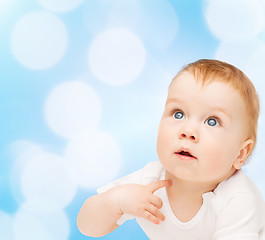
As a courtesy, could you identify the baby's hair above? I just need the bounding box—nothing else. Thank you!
[172,59,260,158]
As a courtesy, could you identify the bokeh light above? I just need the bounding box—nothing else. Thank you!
[10,141,44,205]
[20,152,77,214]
[44,80,102,139]
[14,209,69,240]
[11,11,68,70]
[88,28,146,86]
[37,0,84,13]
[64,129,122,189]
[136,0,179,51]
[10,141,77,214]
[83,0,141,35]
[205,0,265,42]
[215,39,264,70]
[245,45,265,98]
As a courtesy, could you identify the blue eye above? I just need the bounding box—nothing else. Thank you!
[206,118,220,127]
[173,111,184,119]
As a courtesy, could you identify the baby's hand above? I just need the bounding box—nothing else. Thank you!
[114,180,172,225]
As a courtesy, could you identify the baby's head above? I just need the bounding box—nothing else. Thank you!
[157,59,259,184]
[173,59,259,153]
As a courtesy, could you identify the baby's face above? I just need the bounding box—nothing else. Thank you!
[157,72,249,184]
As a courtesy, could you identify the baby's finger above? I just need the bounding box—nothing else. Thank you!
[150,195,163,209]
[147,179,172,193]
[145,204,165,222]
[142,209,163,225]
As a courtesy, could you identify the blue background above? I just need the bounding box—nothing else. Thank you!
[1,0,265,239]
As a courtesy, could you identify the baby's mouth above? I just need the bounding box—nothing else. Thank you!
[175,150,197,160]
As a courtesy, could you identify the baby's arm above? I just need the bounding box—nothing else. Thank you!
[77,187,121,237]
[77,180,171,237]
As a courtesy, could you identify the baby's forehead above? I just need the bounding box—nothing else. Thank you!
[173,72,244,98]
[168,73,248,113]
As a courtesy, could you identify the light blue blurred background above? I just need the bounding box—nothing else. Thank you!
[1,0,265,239]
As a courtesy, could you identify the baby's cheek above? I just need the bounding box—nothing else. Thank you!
[157,129,170,148]
[203,147,224,171]
[157,132,173,162]
[205,150,234,180]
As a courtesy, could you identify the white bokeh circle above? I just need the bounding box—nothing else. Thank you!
[84,0,178,51]
[64,129,122,189]
[10,141,77,214]
[204,0,265,42]
[83,0,141,35]
[38,0,84,13]
[14,209,69,240]
[88,28,146,86]
[245,45,265,99]
[137,0,179,50]
[215,39,264,70]
[10,141,45,205]
[20,152,77,214]
[11,11,67,70]
[45,81,102,139]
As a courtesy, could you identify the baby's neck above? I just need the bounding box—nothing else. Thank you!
[164,170,218,222]
[165,170,218,197]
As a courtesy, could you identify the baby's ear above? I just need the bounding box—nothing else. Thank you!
[233,139,254,170]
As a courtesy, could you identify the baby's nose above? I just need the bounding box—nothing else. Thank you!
[180,133,196,141]
[179,127,199,143]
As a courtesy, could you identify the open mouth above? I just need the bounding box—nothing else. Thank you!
[178,151,194,157]
[175,150,197,160]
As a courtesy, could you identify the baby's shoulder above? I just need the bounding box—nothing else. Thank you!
[213,170,265,216]
[214,170,259,198]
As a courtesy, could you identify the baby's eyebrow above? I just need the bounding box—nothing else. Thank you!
[210,107,232,120]
[166,98,232,120]
[165,97,183,105]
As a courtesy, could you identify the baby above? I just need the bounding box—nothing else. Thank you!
[77,59,265,239]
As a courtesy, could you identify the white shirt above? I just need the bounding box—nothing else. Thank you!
[98,161,265,240]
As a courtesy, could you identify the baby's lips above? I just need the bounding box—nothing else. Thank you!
[175,147,197,159]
